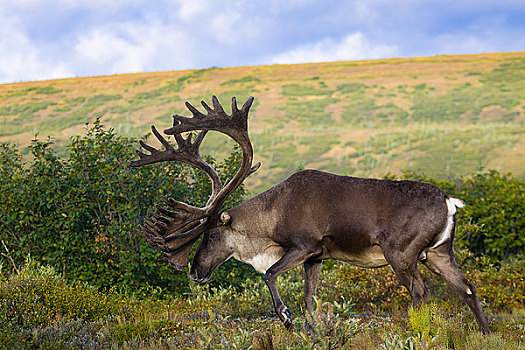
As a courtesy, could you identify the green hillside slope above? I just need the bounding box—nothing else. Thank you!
[1,52,524,192]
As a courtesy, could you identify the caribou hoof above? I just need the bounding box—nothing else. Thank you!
[279,307,292,330]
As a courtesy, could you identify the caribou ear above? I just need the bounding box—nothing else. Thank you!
[220,211,231,225]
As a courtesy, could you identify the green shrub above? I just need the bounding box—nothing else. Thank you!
[400,170,524,259]
[0,257,127,331]
[0,120,246,294]
[457,250,525,309]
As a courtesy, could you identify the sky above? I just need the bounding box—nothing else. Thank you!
[1,0,524,84]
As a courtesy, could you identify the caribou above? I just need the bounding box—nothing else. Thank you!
[130,96,490,334]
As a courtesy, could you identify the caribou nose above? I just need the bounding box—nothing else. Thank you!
[189,271,211,284]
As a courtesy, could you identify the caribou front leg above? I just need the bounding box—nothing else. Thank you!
[263,247,319,329]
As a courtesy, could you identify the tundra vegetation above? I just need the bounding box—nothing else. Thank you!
[0,122,523,349]
[0,52,524,348]
[0,52,524,191]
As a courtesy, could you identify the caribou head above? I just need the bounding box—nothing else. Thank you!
[131,96,490,334]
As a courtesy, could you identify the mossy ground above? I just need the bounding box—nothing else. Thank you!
[1,254,523,349]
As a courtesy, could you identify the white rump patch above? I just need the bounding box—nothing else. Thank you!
[431,197,465,249]
[446,197,465,216]
[448,197,465,208]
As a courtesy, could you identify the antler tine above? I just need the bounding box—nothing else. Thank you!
[201,100,213,113]
[211,95,226,114]
[185,102,206,118]
[164,95,254,141]
[231,96,239,113]
[160,196,206,216]
[131,95,261,269]
[241,95,254,114]
[164,96,261,222]
[130,126,174,167]
[152,125,173,152]
[139,208,207,258]
[193,129,207,148]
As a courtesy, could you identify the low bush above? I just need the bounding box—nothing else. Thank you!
[399,169,525,259]
[320,248,524,314]
[0,258,128,331]
[0,120,247,294]
[1,257,523,349]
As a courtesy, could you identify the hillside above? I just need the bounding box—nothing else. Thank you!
[1,52,524,193]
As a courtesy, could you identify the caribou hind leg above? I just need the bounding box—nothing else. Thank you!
[379,228,432,308]
[385,254,430,307]
[400,265,429,307]
[423,245,490,334]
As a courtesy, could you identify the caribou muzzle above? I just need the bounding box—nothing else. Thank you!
[189,266,213,284]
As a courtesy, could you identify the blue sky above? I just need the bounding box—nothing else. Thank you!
[1,0,524,84]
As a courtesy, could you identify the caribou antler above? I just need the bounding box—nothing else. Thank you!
[130,96,260,269]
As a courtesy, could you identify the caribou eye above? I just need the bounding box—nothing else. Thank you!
[210,233,217,240]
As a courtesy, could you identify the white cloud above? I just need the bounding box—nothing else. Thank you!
[0,14,72,83]
[72,20,195,76]
[269,32,398,65]
[210,12,243,45]
[208,11,265,46]
[176,0,211,21]
[429,17,525,56]
[0,1,523,83]
[75,30,134,67]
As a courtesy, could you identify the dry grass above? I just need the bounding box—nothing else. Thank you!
[1,52,524,192]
